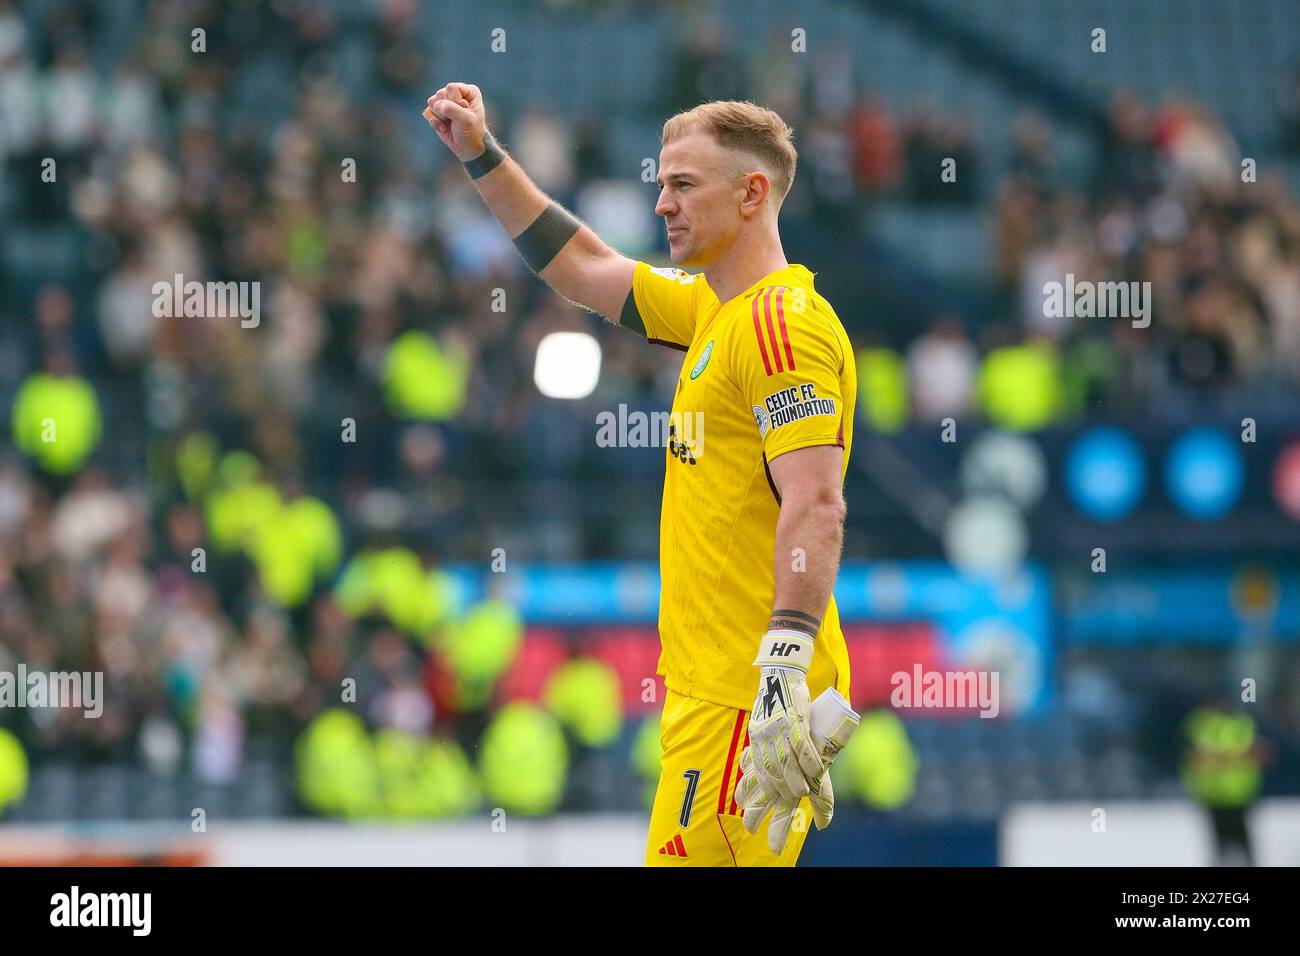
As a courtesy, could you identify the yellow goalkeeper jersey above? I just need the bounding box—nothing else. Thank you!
[626,260,855,712]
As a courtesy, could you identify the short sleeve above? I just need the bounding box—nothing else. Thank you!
[625,261,701,350]
[733,286,846,461]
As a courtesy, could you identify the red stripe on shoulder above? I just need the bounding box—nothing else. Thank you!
[751,293,774,375]
[775,287,796,370]
[763,289,784,373]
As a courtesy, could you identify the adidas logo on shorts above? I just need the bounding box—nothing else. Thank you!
[657,834,688,858]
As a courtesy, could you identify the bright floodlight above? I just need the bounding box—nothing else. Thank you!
[534,332,601,399]
[960,431,1048,508]
[943,495,1028,575]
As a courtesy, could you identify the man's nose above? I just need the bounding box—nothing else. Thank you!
[655,189,676,217]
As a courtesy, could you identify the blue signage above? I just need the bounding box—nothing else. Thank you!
[1065,427,1146,522]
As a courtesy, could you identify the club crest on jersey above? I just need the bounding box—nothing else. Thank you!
[690,340,714,380]
[755,383,837,434]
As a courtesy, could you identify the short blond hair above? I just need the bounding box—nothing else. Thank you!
[662,100,797,207]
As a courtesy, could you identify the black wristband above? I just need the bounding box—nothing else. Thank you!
[768,608,820,637]
[464,132,506,179]
[618,287,646,336]
[513,201,582,273]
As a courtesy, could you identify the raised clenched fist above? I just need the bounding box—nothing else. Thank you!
[423,83,488,161]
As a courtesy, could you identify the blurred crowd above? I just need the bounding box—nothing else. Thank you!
[0,0,655,802]
[870,93,1300,430]
[1,0,1298,805]
[994,92,1300,413]
[671,23,1300,424]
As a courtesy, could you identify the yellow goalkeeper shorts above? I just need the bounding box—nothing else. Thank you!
[644,688,813,867]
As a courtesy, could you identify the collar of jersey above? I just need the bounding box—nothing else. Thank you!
[703,264,813,311]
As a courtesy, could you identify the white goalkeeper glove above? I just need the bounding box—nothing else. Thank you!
[745,630,825,808]
[736,687,861,854]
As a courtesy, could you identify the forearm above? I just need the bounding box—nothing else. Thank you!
[770,492,845,635]
[427,86,632,318]
[466,138,554,237]
[463,137,625,314]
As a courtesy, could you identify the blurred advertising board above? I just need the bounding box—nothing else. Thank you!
[447,562,1054,715]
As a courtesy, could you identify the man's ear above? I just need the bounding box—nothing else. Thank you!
[740,171,771,217]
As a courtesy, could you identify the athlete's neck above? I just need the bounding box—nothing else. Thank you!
[702,225,788,304]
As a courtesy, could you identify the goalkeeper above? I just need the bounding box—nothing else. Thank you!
[425,84,856,866]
